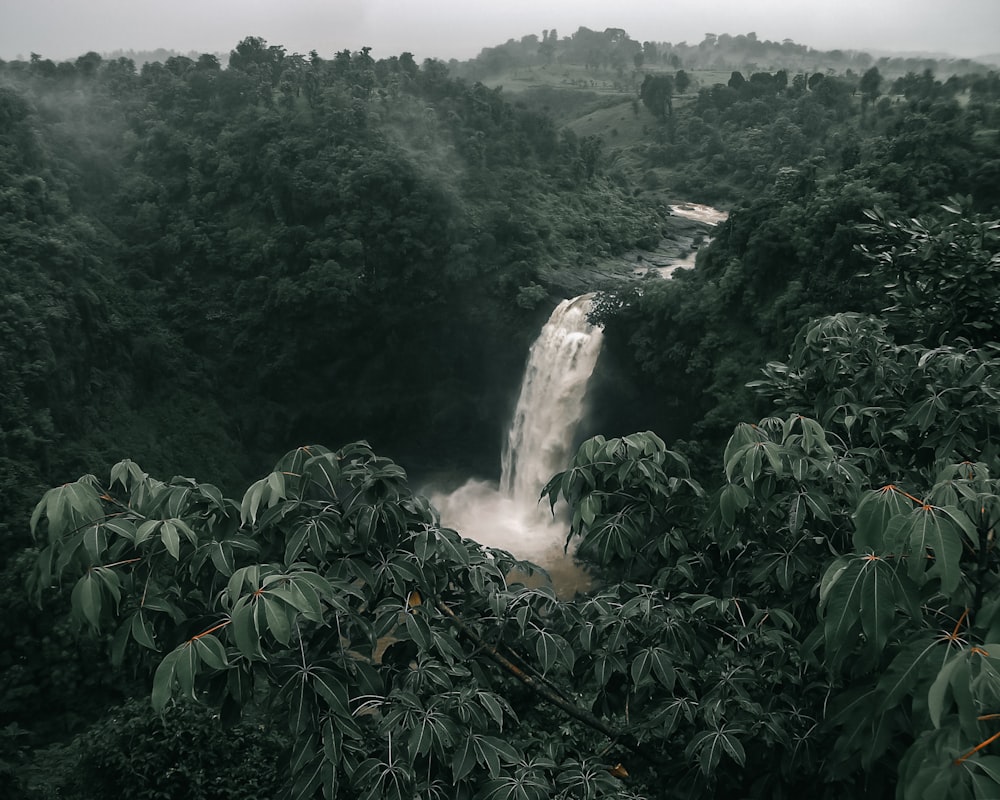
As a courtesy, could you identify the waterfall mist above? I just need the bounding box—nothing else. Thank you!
[430,295,603,594]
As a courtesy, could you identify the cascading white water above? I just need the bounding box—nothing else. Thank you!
[430,294,603,593]
[500,295,604,504]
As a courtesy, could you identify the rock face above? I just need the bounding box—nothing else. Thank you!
[540,207,723,295]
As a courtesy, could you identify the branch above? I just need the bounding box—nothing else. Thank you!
[954,729,1000,766]
[434,599,657,764]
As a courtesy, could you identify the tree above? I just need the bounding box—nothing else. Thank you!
[733,317,1000,799]
[674,69,690,94]
[228,35,287,94]
[539,30,556,65]
[859,200,1000,344]
[860,66,882,111]
[74,51,103,79]
[640,73,674,119]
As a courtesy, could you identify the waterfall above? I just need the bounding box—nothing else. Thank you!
[430,294,603,593]
[500,295,604,504]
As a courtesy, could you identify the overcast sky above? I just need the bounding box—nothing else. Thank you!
[2,0,998,63]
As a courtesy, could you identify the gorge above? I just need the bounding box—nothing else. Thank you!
[431,204,727,593]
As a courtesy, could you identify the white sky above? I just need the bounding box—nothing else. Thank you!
[2,0,998,63]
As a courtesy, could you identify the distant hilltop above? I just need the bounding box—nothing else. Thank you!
[8,28,995,78]
[972,52,1000,67]
[99,47,229,67]
[456,27,996,81]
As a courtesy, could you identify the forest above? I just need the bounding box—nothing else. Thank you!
[2,23,1000,800]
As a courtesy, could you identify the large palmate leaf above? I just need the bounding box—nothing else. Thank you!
[902,504,965,594]
[819,554,919,668]
[852,484,917,552]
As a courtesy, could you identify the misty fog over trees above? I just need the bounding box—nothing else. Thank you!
[2,22,1000,800]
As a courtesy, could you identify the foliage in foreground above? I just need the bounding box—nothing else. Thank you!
[27,292,1000,799]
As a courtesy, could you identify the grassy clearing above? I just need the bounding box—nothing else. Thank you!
[479,65,745,203]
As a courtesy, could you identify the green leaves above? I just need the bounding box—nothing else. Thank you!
[151,633,230,712]
[192,634,229,671]
[31,479,104,543]
[25,401,1000,800]
[151,644,195,711]
[225,567,332,658]
[861,202,1000,346]
[858,558,897,651]
[853,484,917,551]
[875,634,942,712]
[130,610,157,650]
[240,472,288,525]
[452,737,477,782]
[630,646,676,690]
[906,504,965,593]
[815,436,1000,795]
[542,431,703,577]
[67,566,124,631]
[819,554,919,669]
[927,644,1000,735]
[470,734,521,779]
[71,572,104,630]
[109,459,148,492]
[533,629,572,673]
[714,414,857,572]
[578,511,641,563]
[850,485,971,594]
[718,482,750,527]
[684,725,747,776]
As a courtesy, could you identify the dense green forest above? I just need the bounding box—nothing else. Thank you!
[3,24,1000,800]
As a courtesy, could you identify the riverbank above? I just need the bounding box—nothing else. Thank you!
[541,203,727,294]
